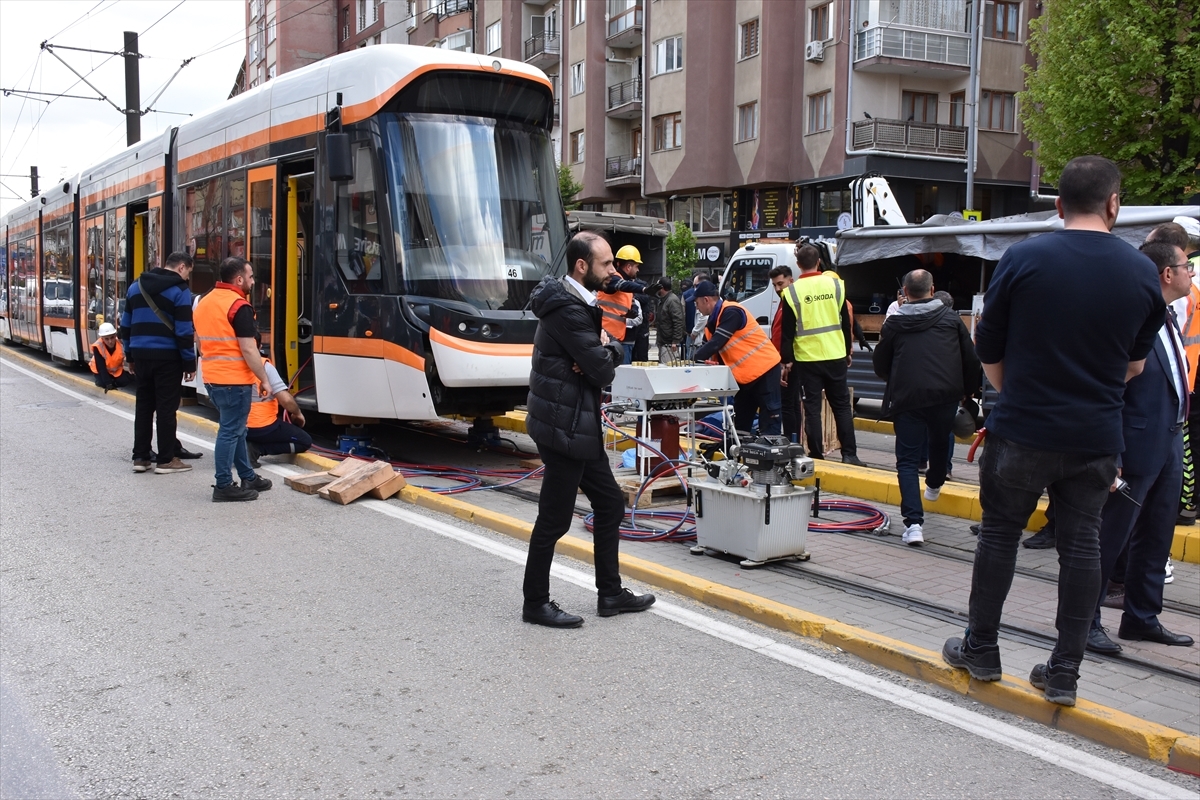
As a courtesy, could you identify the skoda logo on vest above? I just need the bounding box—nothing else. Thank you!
[804,292,836,304]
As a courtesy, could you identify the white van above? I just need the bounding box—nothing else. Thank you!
[715,242,799,334]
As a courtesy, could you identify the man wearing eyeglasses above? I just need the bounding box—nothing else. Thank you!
[1085,241,1196,655]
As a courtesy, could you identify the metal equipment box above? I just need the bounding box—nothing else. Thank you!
[692,480,813,566]
[612,364,738,403]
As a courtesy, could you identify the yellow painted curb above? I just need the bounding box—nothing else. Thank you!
[1168,735,1200,776]
[853,416,974,443]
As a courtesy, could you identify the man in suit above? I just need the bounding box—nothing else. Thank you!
[1087,241,1196,653]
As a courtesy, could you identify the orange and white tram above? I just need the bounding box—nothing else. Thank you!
[0,45,565,424]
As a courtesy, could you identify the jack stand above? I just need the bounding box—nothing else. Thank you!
[466,417,503,449]
[338,424,376,457]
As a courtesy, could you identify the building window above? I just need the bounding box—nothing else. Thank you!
[739,18,760,60]
[374,33,381,45]
[267,63,276,80]
[902,91,938,124]
[486,21,501,53]
[949,91,966,127]
[570,130,585,163]
[437,30,473,51]
[341,6,349,40]
[652,113,682,151]
[573,0,585,26]
[570,61,585,95]
[267,17,276,43]
[981,89,1016,131]
[737,102,758,143]
[357,0,367,31]
[807,91,831,133]
[984,1,1020,41]
[810,3,830,42]
[372,0,379,23]
[652,36,682,75]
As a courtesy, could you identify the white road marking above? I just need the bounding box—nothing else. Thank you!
[3,357,1193,800]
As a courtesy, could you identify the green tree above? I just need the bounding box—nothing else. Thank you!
[664,222,698,285]
[557,162,583,211]
[1020,0,1200,204]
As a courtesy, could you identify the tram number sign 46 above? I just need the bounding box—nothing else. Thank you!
[506,266,521,279]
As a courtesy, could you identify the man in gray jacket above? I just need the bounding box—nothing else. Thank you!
[653,278,685,362]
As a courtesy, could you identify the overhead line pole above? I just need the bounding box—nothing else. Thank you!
[124,31,141,146]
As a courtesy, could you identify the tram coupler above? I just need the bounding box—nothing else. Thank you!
[466,417,503,449]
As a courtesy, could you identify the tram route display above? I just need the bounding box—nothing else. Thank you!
[0,45,567,425]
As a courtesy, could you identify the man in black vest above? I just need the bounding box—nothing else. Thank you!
[522,231,656,627]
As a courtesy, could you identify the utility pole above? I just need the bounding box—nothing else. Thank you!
[124,31,140,146]
[964,0,980,214]
[30,166,39,197]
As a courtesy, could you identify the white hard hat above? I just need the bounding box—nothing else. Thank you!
[97,322,117,337]
[1172,216,1200,244]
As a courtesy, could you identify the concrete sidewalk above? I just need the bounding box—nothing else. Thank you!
[3,345,1198,775]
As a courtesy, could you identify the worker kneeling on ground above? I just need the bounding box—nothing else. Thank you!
[246,334,311,467]
[90,322,133,393]
[692,280,782,435]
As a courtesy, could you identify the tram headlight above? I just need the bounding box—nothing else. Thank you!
[481,324,493,337]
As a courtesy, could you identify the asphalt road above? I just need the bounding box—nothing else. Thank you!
[1,355,1196,799]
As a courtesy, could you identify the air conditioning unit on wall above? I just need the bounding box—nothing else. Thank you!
[805,40,825,62]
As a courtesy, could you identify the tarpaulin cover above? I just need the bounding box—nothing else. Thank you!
[835,205,1200,266]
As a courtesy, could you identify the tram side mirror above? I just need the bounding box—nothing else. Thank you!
[326,133,354,183]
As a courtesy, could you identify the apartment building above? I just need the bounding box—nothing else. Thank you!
[238,0,1045,267]
[475,0,1044,267]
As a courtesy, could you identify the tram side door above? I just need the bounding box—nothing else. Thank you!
[278,164,315,396]
[247,167,277,369]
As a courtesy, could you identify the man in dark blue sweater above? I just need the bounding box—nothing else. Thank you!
[942,156,1165,706]
[119,252,197,474]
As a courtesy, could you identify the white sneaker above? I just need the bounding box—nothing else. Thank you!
[1165,557,1174,585]
[924,484,941,502]
[902,524,924,546]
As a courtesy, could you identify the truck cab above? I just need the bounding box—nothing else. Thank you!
[716,242,798,334]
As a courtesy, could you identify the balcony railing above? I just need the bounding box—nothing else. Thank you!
[852,118,967,157]
[854,25,970,67]
[606,77,642,110]
[606,154,642,180]
[524,33,561,61]
[608,5,643,39]
[437,0,471,19]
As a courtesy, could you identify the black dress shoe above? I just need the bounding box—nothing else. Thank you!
[1086,626,1122,654]
[842,455,867,467]
[1117,622,1195,646]
[969,523,981,536]
[522,600,583,628]
[177,447,203,459]
[1022,525,1056,549]
[597,588,656,617]
[242,475,273,492]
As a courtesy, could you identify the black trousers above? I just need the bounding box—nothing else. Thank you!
[95,371,134,391]
[781,366,804,442]
[733,364,782,436]
[796,357,857,459]
[132,360,183,465]
[522,446,625,605]
[247,418,313,455]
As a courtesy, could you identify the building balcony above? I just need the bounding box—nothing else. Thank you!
[524,34,560,69]
[606,77,642,119]
[436,0,471,20]
[852,118,967,158]
[607,5,643,49]
[854,25,970,76]
[605,154,641,186]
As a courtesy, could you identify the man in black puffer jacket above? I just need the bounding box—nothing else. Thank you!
[873,269,981,546]
[522,231,657,628]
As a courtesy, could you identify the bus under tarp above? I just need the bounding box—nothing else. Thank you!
[566,210,673,280]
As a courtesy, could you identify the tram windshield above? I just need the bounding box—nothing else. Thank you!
[380,113,568,312]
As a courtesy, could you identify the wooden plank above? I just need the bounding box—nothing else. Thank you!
[618,475,687,508]
[324,460,395,505]
[518,458,543,470]
[319,459,376,499]
[329,458,370,478]
[367,471,408,500]
[285,472,334,494]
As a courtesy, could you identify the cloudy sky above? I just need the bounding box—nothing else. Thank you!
[0,0,245,215]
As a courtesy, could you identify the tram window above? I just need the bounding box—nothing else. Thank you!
[335,143,389,293]
[146,204,160,270]
[43,222,73,319]
[85,217,103,329]
[184,177,231,295]
[105,210,118,325]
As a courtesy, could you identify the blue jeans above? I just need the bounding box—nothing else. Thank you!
[208,384,256,488]
[893,402,957,526]
[622,342,634,364]
[970,435,1117,672]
